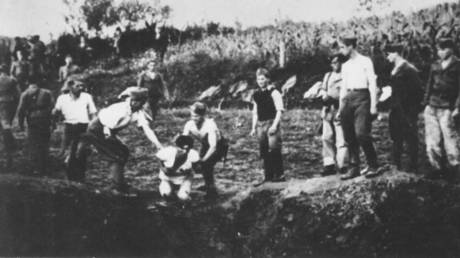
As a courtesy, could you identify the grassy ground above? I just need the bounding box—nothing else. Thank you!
[1,106,431,195]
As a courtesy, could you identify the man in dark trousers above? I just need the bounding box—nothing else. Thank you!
[17,77,54,175]
[423,38,460,181]
[338,36,380,180]
[384,44,423,173]
[0,64,20,170]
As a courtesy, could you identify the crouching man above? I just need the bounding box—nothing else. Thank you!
[75,88,163,194]
[155,135,200,201]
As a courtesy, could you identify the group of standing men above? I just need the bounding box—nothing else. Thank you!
[313,36,460,182]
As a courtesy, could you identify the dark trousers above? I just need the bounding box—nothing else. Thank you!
[340,90,378,169]
[77,119,129,187]
[389,106,418,171]
[0,101,17,167]
[200,142,219,189]
[148,98,160,120]
[27,121,51,175]
[63,123,88,181]
[256,120,284,180]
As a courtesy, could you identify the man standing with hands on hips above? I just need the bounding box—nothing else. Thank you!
[338,36,380,180]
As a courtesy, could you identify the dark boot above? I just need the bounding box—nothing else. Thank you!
[322,165,336,176]
[341,166,360,180]
[270,149,285,181]
[263,155,274,181]
[109,163,128,193]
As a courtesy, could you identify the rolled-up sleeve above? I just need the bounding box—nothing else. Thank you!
[271,90,284,111]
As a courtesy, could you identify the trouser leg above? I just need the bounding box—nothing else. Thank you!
[424,106,444,170]
[267,123,283,179]
[354,95,377,168]
[201,159,216,189]
[405,110,419,172]
[28,125,50,175]
[389,108,403,168]
[334,119,348,169]
[257,122,272,180]
[438,108,460,168]
[341,97,359,169]
[322,118,336,167]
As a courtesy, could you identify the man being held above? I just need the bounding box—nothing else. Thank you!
[338,36,380,180]
[423,38,460,181]
[53,80,97,181]
[17,77,54,175]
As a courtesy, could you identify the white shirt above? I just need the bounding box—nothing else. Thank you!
[98,101,150,130]
[156,146,200,171]
[183,118,221,145]
[341,54,377,98]
[271,88,284,111]
[54,92,97,124]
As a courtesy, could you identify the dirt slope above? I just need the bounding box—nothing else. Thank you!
[1,170,460,257]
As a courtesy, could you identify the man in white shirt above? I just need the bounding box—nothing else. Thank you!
[76,88,163,194]
[53,80,96,181]
[338,36,380,180]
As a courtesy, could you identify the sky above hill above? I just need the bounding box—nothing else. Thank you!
[0,0,454,42]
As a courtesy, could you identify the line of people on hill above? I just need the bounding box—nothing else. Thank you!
[307,36,460,183]
[2,34,460,204]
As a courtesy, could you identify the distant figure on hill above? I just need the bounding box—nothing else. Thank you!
[423,38,460,182]
[338,36,381,180]
[137,59,169,120]
[27,35,46,78]
[384,44,423,173]
[113,27,122,56]
[10,50,31,91]
[59,55,81,92]
[0,64,20,170]
[250,68,285,185]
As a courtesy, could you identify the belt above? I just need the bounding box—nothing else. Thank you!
[347,88,368,92]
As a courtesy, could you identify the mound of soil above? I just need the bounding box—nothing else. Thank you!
[1,170,460,257]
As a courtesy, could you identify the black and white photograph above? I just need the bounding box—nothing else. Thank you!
[1,0,460,257]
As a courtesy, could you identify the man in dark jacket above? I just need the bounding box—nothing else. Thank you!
[0,64,20,170]
[423,38,460,181]
[385,44,423,173]
[17,77,54,175]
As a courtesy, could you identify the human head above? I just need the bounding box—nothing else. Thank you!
[175,135,194,150]
[147,60,157,71]
[65,55,73,65]
[384,44,404,64]
[437,38,455,61]
[330,54,345,72]
[256,68,270,88]
[129,88,148,111]
[68,80,84,97]
[190,101,207,124]
[338,36,357,58]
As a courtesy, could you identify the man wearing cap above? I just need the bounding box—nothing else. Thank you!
[76,88,163,193]
[423,38,460,181]
[52,79,97,181]
[0,64,21,170]
[338,36,380,180]
[384,44,423,173]
[17,77,54,175]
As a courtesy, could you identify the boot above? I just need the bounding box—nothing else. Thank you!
[341,166,360,180]
[270,149,285,181]
[322,165,336,176]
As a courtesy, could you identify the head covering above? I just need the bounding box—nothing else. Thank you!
[340,35,358,48]
[130,87,148,102]
[190,102,207,116]
[437,38,455,50]
[175,135,194,149]
[384,44,404,54]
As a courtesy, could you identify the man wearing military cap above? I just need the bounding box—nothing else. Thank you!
[423,37,460,181]
[76,87,163,193]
